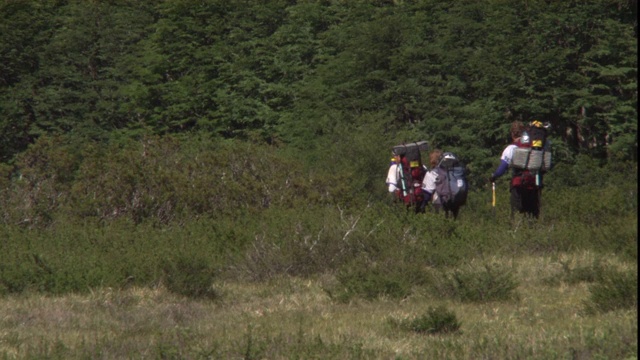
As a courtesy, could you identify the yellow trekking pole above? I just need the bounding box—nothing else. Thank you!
[492,182,496,217]
[492,182,496,206]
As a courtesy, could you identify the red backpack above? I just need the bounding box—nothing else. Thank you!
[392,141,428,210]
[511,136,537,189]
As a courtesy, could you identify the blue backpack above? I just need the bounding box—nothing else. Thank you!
[434,152,468,209]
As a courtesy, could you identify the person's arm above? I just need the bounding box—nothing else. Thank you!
[491,160,509,181]
[490,145,513,182]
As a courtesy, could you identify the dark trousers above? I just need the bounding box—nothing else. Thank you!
[510,186,540,218]
[430,201,459,219]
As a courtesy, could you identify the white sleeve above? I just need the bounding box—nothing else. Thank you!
[500,145,517,165]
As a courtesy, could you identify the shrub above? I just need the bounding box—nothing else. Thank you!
[403,305,461,335]
[163,256,219,300]
[0,258,37,295]
[3,136,84,226]
[331,256,419,302]
[1,134,341,227]
[333,268,409,302]
[583,269,637,315]
[433,263,520,303]
[557,258,610,285]
[238,206,356,281]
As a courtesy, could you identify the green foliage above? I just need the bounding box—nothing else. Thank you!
[1,133,346,226]
[554,258,611,285]
[0,216,249,296]
[401,305,462,335]
[0,130,636,298]
[0,250,109,295]
[239,206,360,280]
[5,135,84,226]
[433,263,520,303]
[162,256,219,300]
[542,154,636,189]
[1,0,637,174]
[583,269,638,315]
[0,256,35,295]
[332,256,418,302]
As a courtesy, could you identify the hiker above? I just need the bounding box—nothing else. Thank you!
[421,149,443,213]
[422,149,468,219]
[490,120,551,219]
[386,153,400,200]
[389,141,429,213]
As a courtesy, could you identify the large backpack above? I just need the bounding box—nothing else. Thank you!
[434,152,468,209]
[392,141,428,210]
[510,121,551,188]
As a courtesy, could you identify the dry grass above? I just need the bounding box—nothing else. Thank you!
[0,251,637,359]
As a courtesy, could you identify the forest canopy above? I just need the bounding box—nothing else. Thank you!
[1,0,637,175]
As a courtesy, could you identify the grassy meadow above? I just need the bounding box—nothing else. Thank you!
[0,252,636,359]
[0,137,637,359]
[1,194,637,358]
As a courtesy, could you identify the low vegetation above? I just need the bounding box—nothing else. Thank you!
[0,135,636,358]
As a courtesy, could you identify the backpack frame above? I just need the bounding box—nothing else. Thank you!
[392,141,428,211]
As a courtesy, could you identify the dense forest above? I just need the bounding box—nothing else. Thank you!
[0,0,637,226]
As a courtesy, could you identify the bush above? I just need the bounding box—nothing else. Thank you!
[583,269,637,315]
[433,263,520,303]
[2,136,84,227]
[332,262,412,302]
[0,257,37,295]
[403,306,461,335]
[238,206,358,281]
[558,258,609,285]
[1,134,343,227]
[162,256,219,300]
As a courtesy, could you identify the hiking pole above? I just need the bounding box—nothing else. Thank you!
[492,182,496,217]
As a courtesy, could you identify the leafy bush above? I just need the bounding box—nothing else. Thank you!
[0,257,37,295]
[583,269,637,315]
[330,255,425,302]
[1,134,347,227]
[163,256,219,300]
[2,136,84,227]
[557,258,610,285]
[433,263,520,303]
[400,305,462,335]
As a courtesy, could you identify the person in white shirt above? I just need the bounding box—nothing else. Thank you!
[421,149,443,213]
[386,154,399,194]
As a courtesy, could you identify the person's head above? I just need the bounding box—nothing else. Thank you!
[510,121,525,140]
[429,149,443,168]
